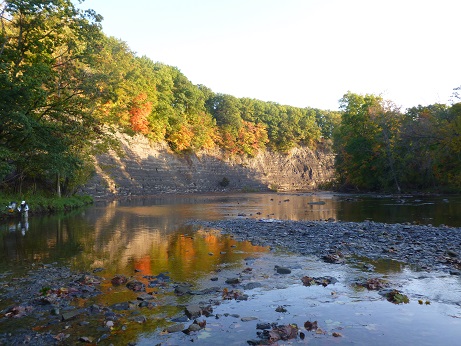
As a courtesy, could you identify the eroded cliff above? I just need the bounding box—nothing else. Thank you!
[79,133,335,199]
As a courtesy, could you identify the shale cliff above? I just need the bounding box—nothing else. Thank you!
[79,133,335,199]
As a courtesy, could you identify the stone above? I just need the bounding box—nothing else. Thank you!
[239,316,257,322]
[185,305,202,319]
[166,323,185,333]
[275,266,291,274]
[61,309,84,321]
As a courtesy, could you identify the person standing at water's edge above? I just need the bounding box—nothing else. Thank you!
[17,201,29,216]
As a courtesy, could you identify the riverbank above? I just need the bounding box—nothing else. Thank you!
[0,195,93,220]
[1,218,460,345]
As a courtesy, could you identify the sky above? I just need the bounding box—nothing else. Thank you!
[79,0,460,111]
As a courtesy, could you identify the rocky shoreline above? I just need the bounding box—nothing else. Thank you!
[1,219,460,345]
[199,218,461,274]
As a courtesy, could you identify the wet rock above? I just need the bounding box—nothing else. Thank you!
[301,275,337,287]
[190,287,220,295]
[129,315,147,323]
[61,308,84,321]
[322,252,345,264]
[187,323,202,332]
[126,280,145,292]
[175,284,191,295]
[185,305,202,319]
[379,289,409,304]
[79,336,94,343]
[275,266,291,274]
[165,323,185,333]
[241,316,258,322]
[111,274,128,286]
[147,272,170,287]
[171,316,190,323]
[225,277,241,285]
[137,293,155,301]
[110,302,134,311]
[242,282,262,290]
[356,277,389,290]
[304,320,318,331]
[447,250,458,257]
[256,322,272,330]
[275,306,287,313]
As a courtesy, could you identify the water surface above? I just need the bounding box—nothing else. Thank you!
[1,192,461,345]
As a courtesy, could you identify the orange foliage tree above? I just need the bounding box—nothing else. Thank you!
[129,93,152,134]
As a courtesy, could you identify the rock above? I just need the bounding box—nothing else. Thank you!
[137,293,155,301]
[275,266,291,274]
[79,336,93,343]
[256,322,272,330]
[185,305,202,319]
[242,282,262,290]
[165,323,185,333]
[129,315,147,323]
[225,277,241,284]
[110,302,134,311]
[241,316,258,322]
[111,275,128,286]
[61,308,84,321]
[175,285,191,295]
[187,323,202,332]
[126,280,145,292]
[447,250,458,257]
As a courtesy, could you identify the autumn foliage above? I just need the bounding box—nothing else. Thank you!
[129,93,152,134]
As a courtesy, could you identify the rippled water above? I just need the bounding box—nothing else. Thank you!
[1,192,461,345]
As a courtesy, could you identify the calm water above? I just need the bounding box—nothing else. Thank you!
[1,192,461,345]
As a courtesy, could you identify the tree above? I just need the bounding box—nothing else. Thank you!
[334,92,400,191]
[0,0,108,195]
[129,93,152,134]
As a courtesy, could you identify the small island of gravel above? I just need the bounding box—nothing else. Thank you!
[197,218,461,274]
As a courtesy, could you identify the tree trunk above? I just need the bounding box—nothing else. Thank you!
[56,173,61,197]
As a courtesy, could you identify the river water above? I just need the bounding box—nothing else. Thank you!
[1,192,461,345]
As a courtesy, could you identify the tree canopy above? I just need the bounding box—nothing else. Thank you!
[1,1,459,195]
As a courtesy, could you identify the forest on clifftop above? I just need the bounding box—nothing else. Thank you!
[1,0,460,196]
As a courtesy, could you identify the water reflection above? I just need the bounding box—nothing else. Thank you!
[1,192,461,271]
[1,192,461,345]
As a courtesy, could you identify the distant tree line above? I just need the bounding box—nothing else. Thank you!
[334,92,461,192]
[0,0,459,195]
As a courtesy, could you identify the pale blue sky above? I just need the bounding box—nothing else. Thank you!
[80,0,460,110]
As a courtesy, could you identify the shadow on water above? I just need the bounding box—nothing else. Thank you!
[1,192,461,345]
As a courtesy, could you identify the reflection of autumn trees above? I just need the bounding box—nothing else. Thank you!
[137,229,267,281]
[76,203,269,280]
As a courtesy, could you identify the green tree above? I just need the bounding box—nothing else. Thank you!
[0,0,108,195]
[334,92,402,191]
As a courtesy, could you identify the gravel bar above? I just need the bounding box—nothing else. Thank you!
[198,219,461,273]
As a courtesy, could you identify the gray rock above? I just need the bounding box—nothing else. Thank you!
[61,308,84,321]
[166,323,185,333]
[275,266,291,274]
[185,305,202,319]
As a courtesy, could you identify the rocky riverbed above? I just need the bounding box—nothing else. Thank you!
[199,218,461,274]
[1,219,461,345]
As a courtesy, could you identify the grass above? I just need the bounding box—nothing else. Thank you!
[0,194,93,219]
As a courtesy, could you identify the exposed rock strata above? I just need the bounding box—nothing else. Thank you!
[79,133,335,199]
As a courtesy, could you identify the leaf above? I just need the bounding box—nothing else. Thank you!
[304,320,318,331]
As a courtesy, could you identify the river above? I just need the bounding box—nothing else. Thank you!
[1,192,461,345]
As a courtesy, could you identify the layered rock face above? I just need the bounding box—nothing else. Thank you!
[79,134,335,199]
